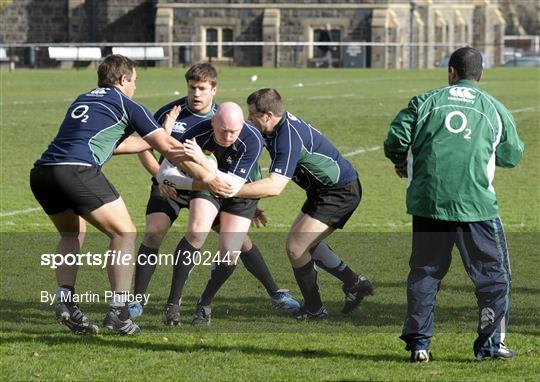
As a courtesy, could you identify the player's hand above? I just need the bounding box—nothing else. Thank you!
[208,174,233,197]
[159,183,177,198]
[183,139,206,165]
[166,141,189,163]
[162,105,181,135]
[251,207,268,228]
[394,161,408,178]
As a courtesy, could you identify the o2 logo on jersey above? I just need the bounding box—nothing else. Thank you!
[71,105,90,123]
[445,111,471,140]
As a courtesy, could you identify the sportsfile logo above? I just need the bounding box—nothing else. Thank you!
[448,87,476,104]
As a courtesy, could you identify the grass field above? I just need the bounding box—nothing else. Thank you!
[1,67,539,381]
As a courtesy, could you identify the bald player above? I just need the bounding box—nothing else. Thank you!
[160,102,265,326]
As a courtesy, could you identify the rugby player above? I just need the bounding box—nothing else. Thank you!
[213,88,373,320]
[158,102,273,325]
[29,55,224,335]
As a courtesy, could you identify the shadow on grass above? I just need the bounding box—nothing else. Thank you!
[1,296,538,336]
[0,333,422,364]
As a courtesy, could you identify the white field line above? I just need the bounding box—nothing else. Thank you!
[260,145,381,172]
[0,207,42,217]
[343,145,381,157]
[510,106,540,113]
[307,93,354,100]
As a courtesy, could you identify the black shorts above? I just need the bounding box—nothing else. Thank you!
[191,191,259,220]
[145,182,190,222]
[30,165,120,215]
[301,178,362,229]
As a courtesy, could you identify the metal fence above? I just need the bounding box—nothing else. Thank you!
[1,41,537,70]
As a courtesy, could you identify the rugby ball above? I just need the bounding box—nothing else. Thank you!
[204,151,218,169]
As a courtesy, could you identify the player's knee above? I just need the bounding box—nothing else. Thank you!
[144,222,169,248]
[185,231,206,249]
[286,241,306,261]
[107,222,137,239]
[240,236,253,252]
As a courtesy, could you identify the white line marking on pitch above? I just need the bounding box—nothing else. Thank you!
[510,106,539,113]
[343,146,381,157]
[261,145,381,171]
[0,207,42,217]
[307,94,354,101]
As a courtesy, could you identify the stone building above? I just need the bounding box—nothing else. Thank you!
[0,0,510,68]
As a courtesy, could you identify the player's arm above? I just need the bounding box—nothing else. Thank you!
[114,136,152,155]
[127,101,229,195]
[235,173,290,198]
[137,149,160,176]
[145,131,219,183]
[115,105,178,155]
[235,122,298,198]
[494,105,524,168]
[384,97,418,178]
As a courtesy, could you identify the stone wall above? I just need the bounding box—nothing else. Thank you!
[0,0,154,43]
[1,0,513,68]
[0,0,68,44]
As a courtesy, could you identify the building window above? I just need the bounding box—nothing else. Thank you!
[313,28,341,60]
[222,28,234,58]
[206,28,218,58]
[205,27,234,60]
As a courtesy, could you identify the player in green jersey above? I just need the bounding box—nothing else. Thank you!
[384,47,524,362]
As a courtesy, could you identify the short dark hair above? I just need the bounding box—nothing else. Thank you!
[97,54,136,87]
[448,47,483,81]
[185,63,218,86]
[246,88,285,116]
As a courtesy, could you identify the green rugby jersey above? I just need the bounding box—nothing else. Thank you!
[384,79,524,222]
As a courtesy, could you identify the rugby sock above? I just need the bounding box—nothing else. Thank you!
[134,243,158,298]
[111,292,130,321]
[310,242,358,288]
[240,245,279,296]
[56,285,75,305]
[292,259,323,313]
[167,237,198,305]
[198,263,237,306]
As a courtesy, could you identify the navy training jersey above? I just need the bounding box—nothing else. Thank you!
[150,97,218,187]
[180,120,263,182]
[153,97,218,141]
[35,87,162,167]
[266,112,357,191]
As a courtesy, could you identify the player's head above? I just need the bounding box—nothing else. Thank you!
[98,54,137,98]
[246,88,284,135]
[211,102,244,147]
[448,47,483,85]
[185,63,218,113]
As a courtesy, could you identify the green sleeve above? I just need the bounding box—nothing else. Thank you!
[384,97,418,164]
[495,103,524,168]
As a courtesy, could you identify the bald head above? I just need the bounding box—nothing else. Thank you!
[212,102,245,147]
